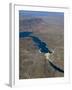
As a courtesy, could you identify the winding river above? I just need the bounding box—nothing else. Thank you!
[20,32,64,73]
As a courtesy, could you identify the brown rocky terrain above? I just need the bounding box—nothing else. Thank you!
[19,14,64,79]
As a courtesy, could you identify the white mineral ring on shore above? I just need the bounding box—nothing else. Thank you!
[44,53,50,60]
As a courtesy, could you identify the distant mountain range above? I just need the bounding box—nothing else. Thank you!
[19,18,43,26]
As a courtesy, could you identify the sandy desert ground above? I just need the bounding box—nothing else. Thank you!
[19,11,64,79]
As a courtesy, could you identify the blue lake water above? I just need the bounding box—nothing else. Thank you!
[19,32,33,37]
[19,32,51,53]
